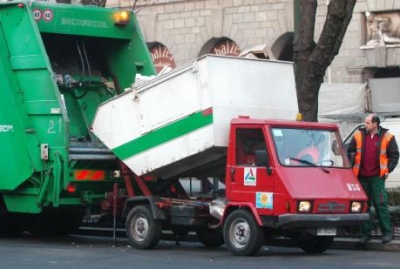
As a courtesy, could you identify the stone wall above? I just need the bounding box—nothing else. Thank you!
[106,0,400,83]
[327,0,400,83]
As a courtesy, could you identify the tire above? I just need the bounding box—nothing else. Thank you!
[196,227,224,247]
[300,236,334,254]
[223,209,264,256]
[126,205,162,249]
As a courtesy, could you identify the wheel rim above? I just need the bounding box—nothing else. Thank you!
[130,214,149,242]
[228,217,250,249]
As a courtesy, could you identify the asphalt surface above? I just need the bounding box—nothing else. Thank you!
[77,226,400,252]
[2,236,400,269]
[332,237,400,252]
[333,225,400,252]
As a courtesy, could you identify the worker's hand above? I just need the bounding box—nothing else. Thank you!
[381,173,389,180]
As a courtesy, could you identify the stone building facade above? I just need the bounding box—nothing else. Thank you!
[107,0,400,84]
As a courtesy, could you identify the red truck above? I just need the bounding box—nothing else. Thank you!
[92,56,369,256]
[95,118,369,256]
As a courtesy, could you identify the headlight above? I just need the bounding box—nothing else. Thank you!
[351,201,362,213]
[114,10,130,26]
[298,201,312,213]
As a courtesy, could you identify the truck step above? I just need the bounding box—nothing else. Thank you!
[69,141,116,161]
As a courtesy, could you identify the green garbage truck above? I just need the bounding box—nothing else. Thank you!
[0,1,155,234]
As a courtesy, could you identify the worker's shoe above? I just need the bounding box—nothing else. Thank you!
[382,234,393,244]
[359,235,372,244]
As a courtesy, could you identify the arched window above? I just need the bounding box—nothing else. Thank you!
[147,42,176,73]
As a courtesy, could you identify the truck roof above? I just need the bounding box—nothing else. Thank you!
[231,118,340,130]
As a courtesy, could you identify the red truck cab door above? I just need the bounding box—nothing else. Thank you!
[226,126,275,213]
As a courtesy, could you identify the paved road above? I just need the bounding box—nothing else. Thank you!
[0,235,399,269]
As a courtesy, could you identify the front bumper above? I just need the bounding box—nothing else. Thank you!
[265,213,370,229]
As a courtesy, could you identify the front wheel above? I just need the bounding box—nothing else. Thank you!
[300,236,334,253]
[223,209,264,256]
[126,205,162,249]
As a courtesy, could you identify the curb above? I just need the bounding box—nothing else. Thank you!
[332,237,400,252]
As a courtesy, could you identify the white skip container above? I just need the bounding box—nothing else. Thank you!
[91,55,298,178]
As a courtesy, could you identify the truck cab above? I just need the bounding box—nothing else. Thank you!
[222,118,369,255]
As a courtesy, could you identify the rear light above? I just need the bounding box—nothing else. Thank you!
[66,182,77,193]
[114,10,130,26]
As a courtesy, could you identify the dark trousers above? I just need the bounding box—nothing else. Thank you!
[359,176,392,236]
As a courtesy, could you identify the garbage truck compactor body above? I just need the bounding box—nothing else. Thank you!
[92,56,369,256]
[0,1,155,234]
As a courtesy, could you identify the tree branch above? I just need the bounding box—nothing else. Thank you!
[294,0,317,61]
[329,1,357,63]
[309,0,357,74]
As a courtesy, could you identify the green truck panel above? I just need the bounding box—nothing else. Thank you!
[35,3,135,39]
[0,1,156,217]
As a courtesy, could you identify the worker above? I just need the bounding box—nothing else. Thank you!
[347,113,399,244]
[295,146,319,164]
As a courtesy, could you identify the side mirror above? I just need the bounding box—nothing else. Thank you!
[331,140,339,155]
[255,150,272,175]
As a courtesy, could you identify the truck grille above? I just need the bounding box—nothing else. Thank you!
[317,202,346,213]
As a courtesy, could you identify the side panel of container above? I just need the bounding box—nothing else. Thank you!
[93,62,215,178]
[0,3,55,191]
[201,57,298,146]
[0,2,67,213]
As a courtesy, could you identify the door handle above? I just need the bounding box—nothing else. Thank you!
[230,167,236,182]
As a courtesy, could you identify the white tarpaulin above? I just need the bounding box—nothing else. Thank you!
[369,78,400,112]
[318,83,366,116]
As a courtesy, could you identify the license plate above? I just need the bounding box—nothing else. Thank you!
[317,228,337,236]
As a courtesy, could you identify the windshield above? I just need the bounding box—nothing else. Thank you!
[271,127,350,168]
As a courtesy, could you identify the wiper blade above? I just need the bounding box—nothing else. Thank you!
[289,157,330,174]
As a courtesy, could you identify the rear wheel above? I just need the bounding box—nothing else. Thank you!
[300,236,334,253]
[126,205,162,249]
[196,227,224,247]
[223,209,264,256]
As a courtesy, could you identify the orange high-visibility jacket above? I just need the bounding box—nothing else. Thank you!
[352,129,394,178]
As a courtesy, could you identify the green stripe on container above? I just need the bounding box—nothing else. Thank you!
[113,111,213,160]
